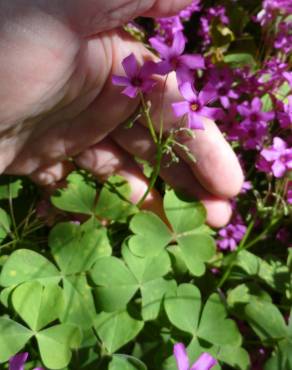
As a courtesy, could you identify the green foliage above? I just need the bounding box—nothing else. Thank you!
[51,172,96,215]
[127,190,216,276]
[51,172,137,221]
[12,281,63,331]
[0,171,289,370]
[109,355,147,370]
[94,309,144,354]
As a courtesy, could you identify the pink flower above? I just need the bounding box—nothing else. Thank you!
[112,53,156,98]
[207,67,239,109]
[237,98,274,149]
[217,223,247,251]
[173,343,217,370]
[172,82,222,129]
[149,31,205,83]
[260,137,292,178]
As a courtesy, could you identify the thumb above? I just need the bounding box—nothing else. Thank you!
[64,0,193,36]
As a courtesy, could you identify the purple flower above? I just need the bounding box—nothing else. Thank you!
[172,82,222,129]
[238,98,274,127]
[173,343,217,370]
[260,137,292,178]
[112,53,156,98]
[207,67,239,108]
[237,98,274,149]
[218,103,241,141]
[217,222,247,251]
[9,353,44,370]
[149,31,205,83]
[257,0,292,26]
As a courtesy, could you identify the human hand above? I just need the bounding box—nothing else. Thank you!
[0,0,243,227]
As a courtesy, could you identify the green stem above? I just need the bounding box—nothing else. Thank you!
[137,145,163,207]
[139,92,157,144]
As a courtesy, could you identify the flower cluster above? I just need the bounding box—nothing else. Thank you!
[113,0,292,250]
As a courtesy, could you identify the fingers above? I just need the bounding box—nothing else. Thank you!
[30,161,75,186]
[111,124,233,227]
[65,0,193,36]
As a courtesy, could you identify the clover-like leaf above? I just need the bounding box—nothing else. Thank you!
[12,281,63,331]
[109,355,147,370]
[61,274,96,329]
[163,190,206,233]
[94,310,144,354]
[91,256,138,311]
[0,317,33,362]
[164,283,201,335]
[49,222,111,275]
[198,293,241,346]
[36,324,82,369]
[164,191,216,276]
[217,345,250,370]
[141,278,176,321]
[177,234,216,276]
[128,211,172,257]
[0,249,60,287]
[95,175,137,221]
[0,208,11,243]
[122,243,171,284]
[51,171,96,215]
[243,297,288,342]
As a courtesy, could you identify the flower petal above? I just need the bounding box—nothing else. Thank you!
[237,104,250,117]
[273,137,287,151]
[122,85,138,98]
[188,112,205,129]
[199,84,217,105]
[122,53,139,79]
[112,75,130,87]
[261,148,279,162]
[200,106,223,120]
[251,97,262,111]
[173,343,190,370]
[171,31,186,56]
[179,82,197,101]
[172,101,190,117]
[272,160,286,178]
[220,96,230,109]
[149,37,170,59]
[190,352,217,370]
[9,353,29,370]
[179,54,205,70]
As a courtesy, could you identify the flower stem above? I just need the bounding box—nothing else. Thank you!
[137,144,163,207]
[139,91,158,144]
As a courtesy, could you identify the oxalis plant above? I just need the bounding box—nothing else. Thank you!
[0,0,292,369]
